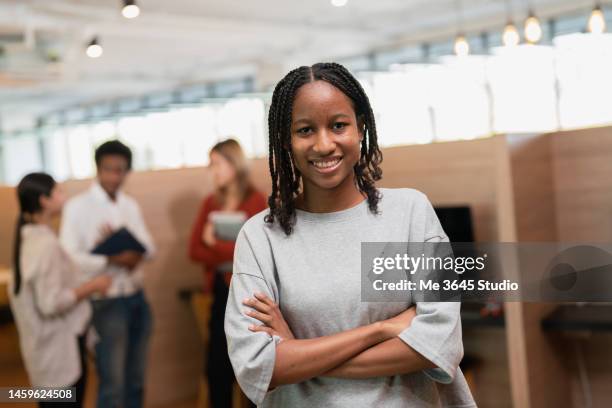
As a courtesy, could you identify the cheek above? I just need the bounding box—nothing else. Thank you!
[289,142,309,170]
[222,165,236,181]
[341,135,362,165]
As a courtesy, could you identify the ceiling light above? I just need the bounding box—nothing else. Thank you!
[588,3,606,34]
[86,37,103,58]
[503,21,520,46]
[454,34,470,57]
[524,11,542,44]
[331,0,348,7]
[122,0,140,19]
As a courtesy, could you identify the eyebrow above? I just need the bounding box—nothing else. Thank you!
[292,113,352,125]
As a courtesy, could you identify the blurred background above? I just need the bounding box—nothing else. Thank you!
[1,1,612,407]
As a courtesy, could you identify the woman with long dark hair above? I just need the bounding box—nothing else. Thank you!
[8,173,112,407]
[224,63,476,407]
[189,139,266,408]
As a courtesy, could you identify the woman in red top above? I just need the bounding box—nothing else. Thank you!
[189,138,266,408]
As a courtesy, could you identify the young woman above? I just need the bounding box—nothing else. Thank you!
[224,63,477,407]
[189,139,267,408]
[8,173,112,408]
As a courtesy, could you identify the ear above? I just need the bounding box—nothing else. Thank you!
[39,194,50,211]
[357,115,365,142]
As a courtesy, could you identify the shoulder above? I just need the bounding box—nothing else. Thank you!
[120,192,143,213]
[201,193,217,211]
[64,189,92,213]
[21,226,61,272]
[238,207,284,247]
[241,208,272,237]
[379,187,430,207]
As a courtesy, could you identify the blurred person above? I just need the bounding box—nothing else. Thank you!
[8,172,112,408]
[189,138,266,408]
[59,140,156,408]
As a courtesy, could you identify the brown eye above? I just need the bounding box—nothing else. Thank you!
[297,127,312,135]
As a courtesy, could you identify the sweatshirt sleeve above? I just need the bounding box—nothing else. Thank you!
[224,227,279,406]
[398,192,464,384]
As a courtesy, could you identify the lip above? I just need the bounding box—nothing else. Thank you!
[309,156,343,174]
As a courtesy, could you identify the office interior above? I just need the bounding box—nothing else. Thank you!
[1,0,612,407]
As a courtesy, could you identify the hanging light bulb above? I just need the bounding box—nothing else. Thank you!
[331,0,348,7]
[454,34,470,57]
[86,37,103,58]
[588,3,606,34]
[503,21,520,46]
[122,0,140,19]
[524,10,542,44]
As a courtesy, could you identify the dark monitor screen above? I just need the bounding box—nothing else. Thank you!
[433,206,475,242]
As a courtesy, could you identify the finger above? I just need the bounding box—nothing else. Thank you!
[248,324,275,336]
[242,297,271,314]
[243,309,272,324]
[253,291,275,306]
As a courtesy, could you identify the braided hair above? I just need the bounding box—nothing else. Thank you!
[264,62,383,235]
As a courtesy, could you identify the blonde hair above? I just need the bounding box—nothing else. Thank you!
[210,138,253,207]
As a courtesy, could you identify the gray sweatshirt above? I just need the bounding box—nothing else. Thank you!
[224,188,477,407]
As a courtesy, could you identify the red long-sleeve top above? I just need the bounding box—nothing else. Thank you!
[188,189,267,293]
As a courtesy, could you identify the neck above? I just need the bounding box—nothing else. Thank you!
[225,180,241,198]
[221,180,242,207]
[299,173,365,213]
[101,185,118,202]
[31,211,53,227]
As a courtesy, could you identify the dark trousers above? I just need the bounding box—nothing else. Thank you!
[39,334,87,408]
[206,274,235,408]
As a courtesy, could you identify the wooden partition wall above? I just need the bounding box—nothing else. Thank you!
[1,128,611,407]
[549,127,612,408]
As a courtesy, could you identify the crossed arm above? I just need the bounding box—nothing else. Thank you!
[242,292,436,389]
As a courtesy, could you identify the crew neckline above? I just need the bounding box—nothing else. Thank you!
[295,196,369,223]
[21,223,54,236]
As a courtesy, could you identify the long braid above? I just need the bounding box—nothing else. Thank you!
[265,63,383,235]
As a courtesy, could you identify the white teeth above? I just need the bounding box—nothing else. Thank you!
[312,158,341,169]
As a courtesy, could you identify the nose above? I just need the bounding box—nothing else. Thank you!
[312,129,336,156]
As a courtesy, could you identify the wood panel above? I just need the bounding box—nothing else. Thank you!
[507,134,571,408]
[549,126,612,408]
[0,188,18,269]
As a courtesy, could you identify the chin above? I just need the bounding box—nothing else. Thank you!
[308,172,351,191]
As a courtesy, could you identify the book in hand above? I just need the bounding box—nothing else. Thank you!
[91,227,146,256]
[209,211,247,241]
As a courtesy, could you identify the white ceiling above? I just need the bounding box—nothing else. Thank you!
[0,0,596,131]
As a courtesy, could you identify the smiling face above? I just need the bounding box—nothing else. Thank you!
[290,80,364,195]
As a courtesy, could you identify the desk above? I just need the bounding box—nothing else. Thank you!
[542,304,612,333]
